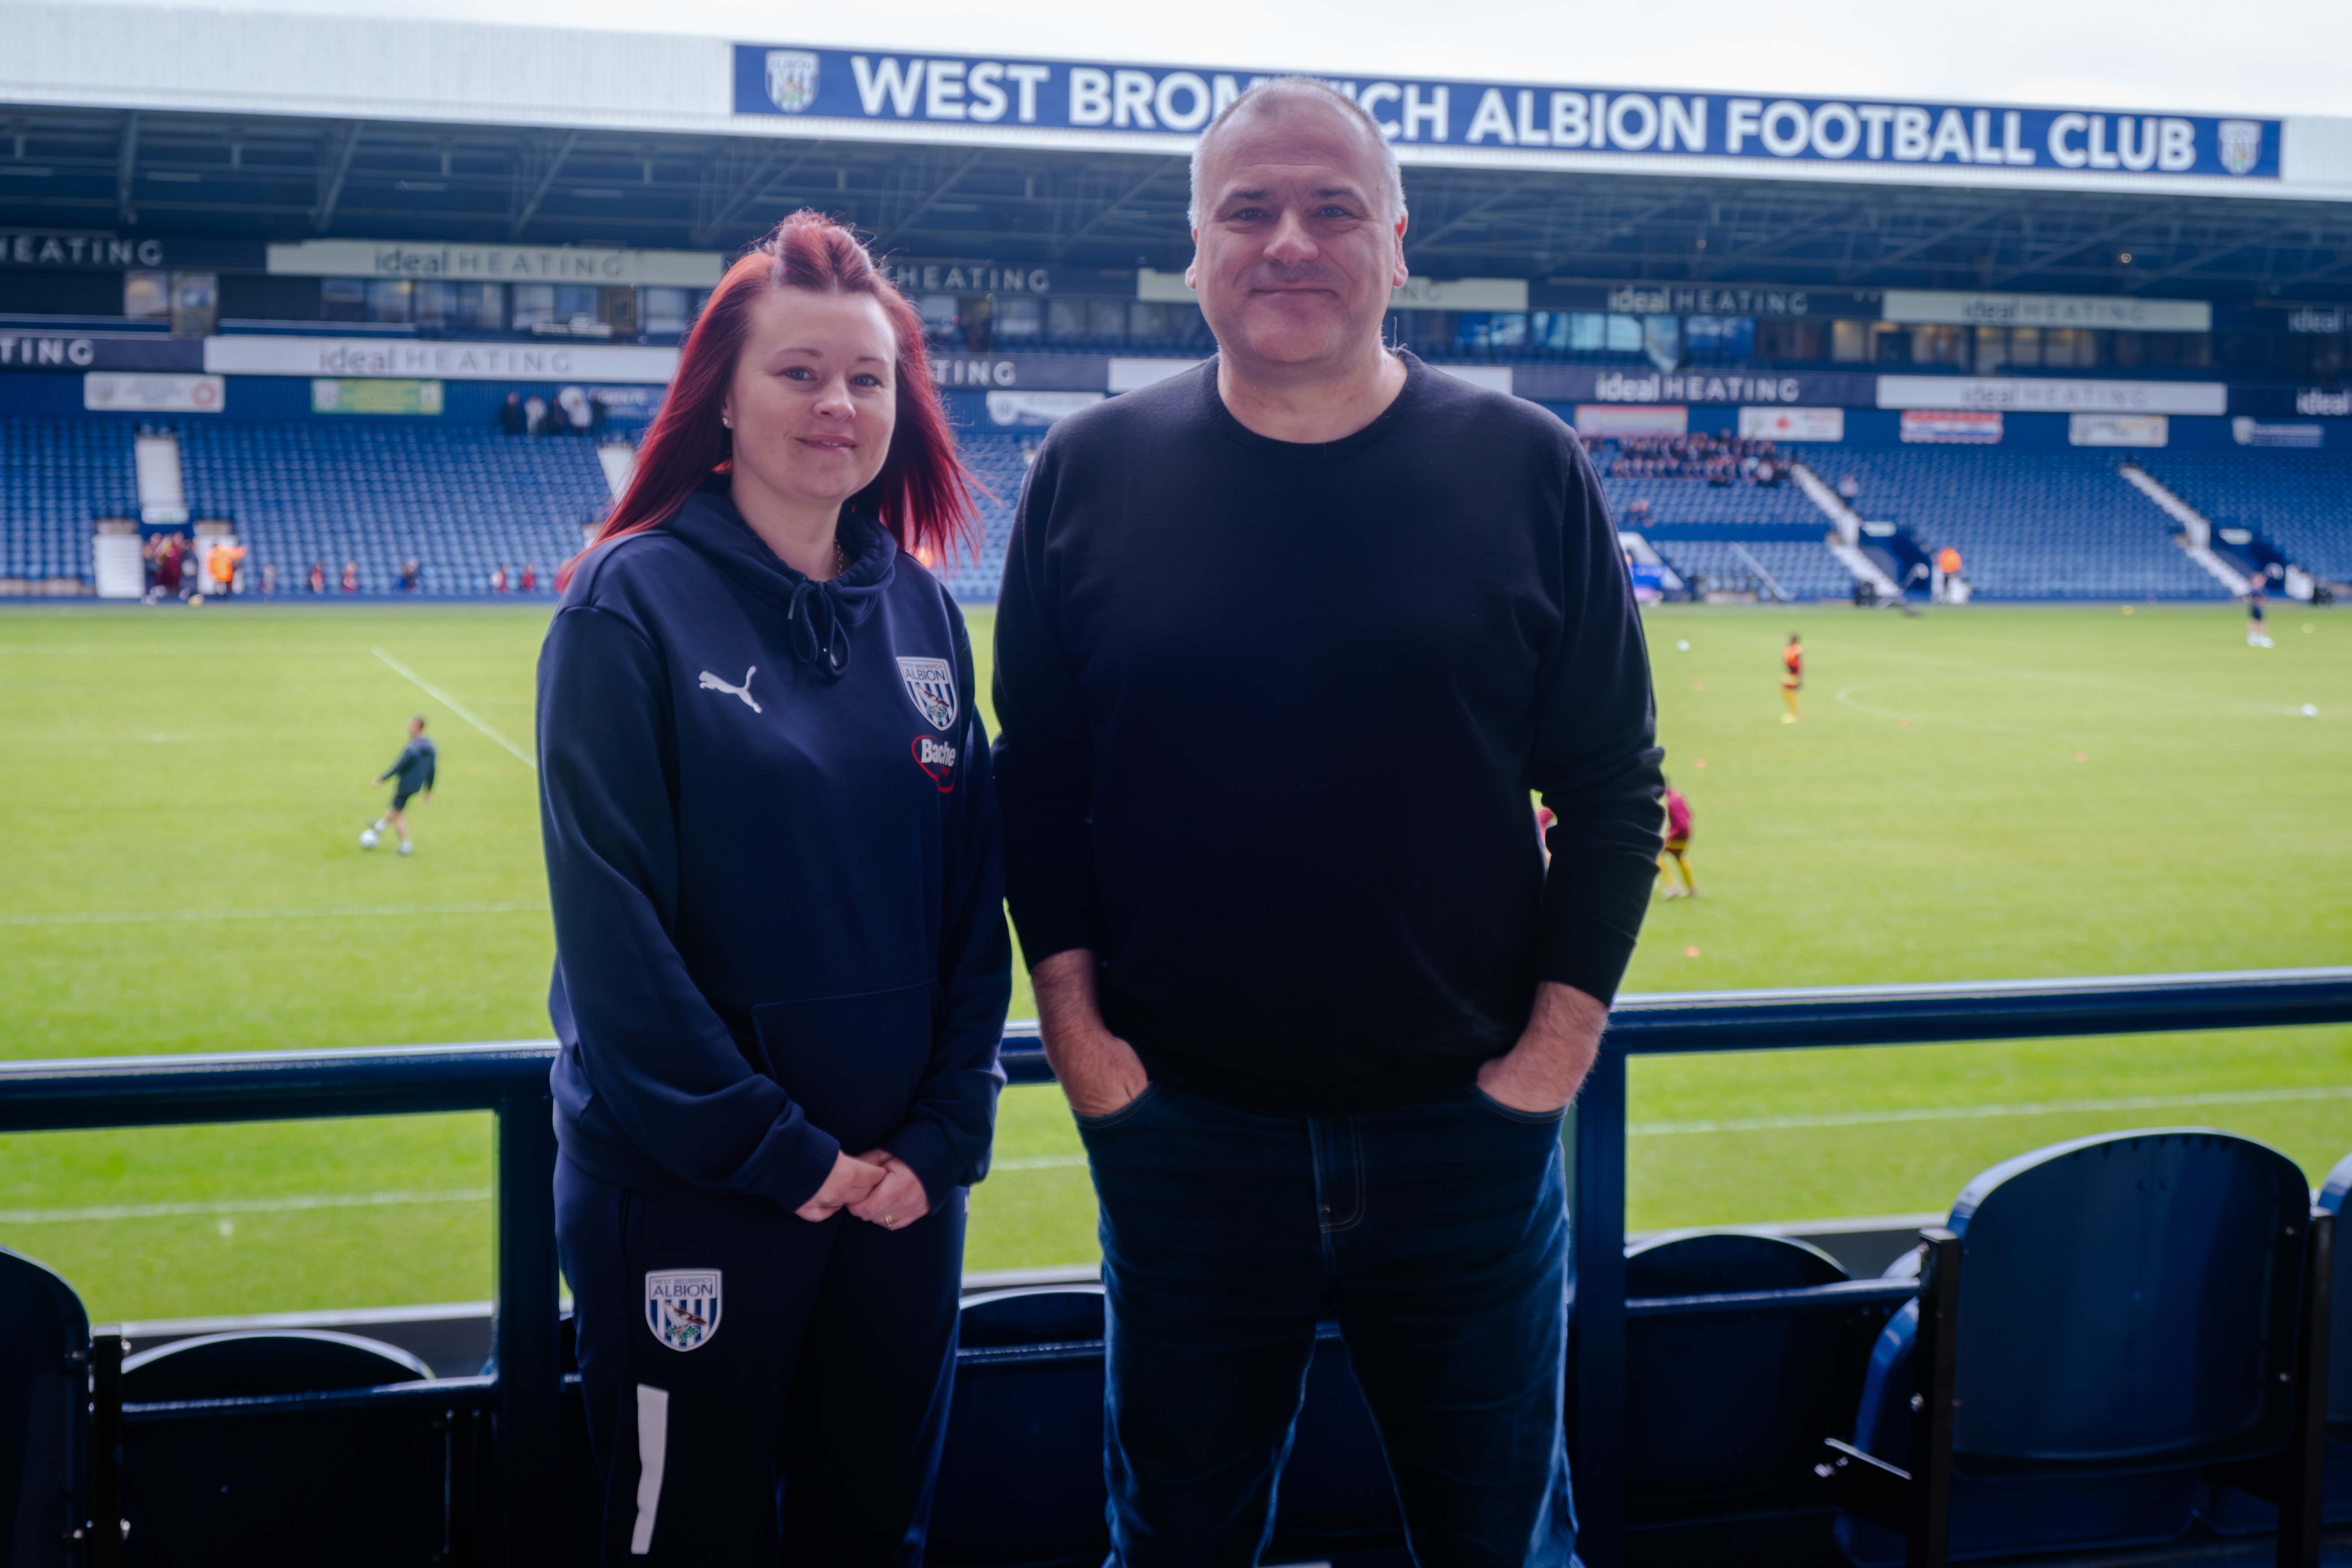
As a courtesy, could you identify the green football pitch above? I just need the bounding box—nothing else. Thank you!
[0,599,2345,1325]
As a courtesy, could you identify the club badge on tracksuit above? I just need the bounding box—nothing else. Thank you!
[897,657,957,730]
[646,1270,722,1351]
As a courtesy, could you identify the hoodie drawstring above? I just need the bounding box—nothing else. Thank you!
[784,578,854,677]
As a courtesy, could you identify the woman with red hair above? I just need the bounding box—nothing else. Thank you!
[539,211,1010,1562]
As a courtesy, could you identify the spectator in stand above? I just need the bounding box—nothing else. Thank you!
[589,391,610,440]
[308,561,326,595]
[1934,546,1963,603]
[261,561,277,596]
[400,559,422,594]
[500,393,528,436]
[491,564,509,594]
[1837,473,1862,502]
[341,560,360,594]
[519,563,538,593]
[524,395,550,438]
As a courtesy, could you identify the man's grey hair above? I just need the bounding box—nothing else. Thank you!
[1187,76,1408,230]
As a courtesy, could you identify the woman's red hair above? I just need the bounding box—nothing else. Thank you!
[559,211,976,588]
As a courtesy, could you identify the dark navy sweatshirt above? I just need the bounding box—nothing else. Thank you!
[992,355,1663,1116]
[537,484,1011,1217]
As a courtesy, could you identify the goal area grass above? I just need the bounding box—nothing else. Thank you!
[0,599,2344,1323]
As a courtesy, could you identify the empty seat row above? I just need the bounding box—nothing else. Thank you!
[5,1129,2340,1563]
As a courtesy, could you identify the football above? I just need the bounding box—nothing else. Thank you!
[359,828,380,849]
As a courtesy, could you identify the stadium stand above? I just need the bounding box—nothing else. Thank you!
[1797,449,2230,600]
[170,421,610,595]
[0,418,136,586]
[936,431,1032,603]
[1594,451,1853,601]
[2135,452,2352,586]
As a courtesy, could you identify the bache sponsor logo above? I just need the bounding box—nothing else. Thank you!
[913,735,960,791]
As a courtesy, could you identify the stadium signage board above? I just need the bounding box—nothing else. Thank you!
[0,232,263,271]
[731,45,2281,183]
[201,337,681,383]
[2295,388,2351,417]
[1877,375,2227,415]
[1517,366,1880,406]
[0,334,202,373]
[884,260,1134,296]
[930,353,1110,391]
[83,373,225,414]
[1881,290,2210,332]
[1535,283,1880,319]
[265,240,724,287]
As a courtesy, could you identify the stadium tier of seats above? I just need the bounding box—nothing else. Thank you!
[6,416,2345,606]
[937,431,1031,602]
[0,418,136,582]
[6,1129,2339,1563]
[1800,449,2229,599]
[169,421,610,595]
[2135,451,2352,585]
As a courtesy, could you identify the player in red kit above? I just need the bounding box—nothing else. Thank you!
[1780,633,1803,723]
[1658,781,1696,896]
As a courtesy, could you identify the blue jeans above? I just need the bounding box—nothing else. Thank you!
[1078,1079,1578,1567]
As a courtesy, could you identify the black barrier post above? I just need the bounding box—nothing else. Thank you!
[494,1091,561,1568]
[1569,1044,1628,1565]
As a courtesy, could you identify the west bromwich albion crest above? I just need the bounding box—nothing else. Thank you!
[765,51,820,114]
[2217,120,2262,177]
[646,1269,722,1352]
[897,656,958,731]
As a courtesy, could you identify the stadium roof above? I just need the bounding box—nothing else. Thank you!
[3,2,2350,300]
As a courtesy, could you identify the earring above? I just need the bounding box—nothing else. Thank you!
[722,416,733,429]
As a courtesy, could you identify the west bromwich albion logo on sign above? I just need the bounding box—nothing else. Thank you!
[765,51,820,114]
[646,1270,722,1351]
[2217,120,2262,176]
[897,656,958,731]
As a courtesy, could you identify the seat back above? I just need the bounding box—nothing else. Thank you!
[0,1248,88,1568]
[2320,1150,2352,1436]
[929,1287,1109,1565]
[1618,1232,1882,1516]
[120,1330,430,1402]
[1947,1128,2309,1467]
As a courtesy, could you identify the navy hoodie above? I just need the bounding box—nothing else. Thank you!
[537,484,1011,1217]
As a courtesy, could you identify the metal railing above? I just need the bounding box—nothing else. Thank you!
[3,967,2347,1566]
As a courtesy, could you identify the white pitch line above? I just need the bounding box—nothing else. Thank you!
[1631,1084,2352,1137]
[371,646,535,770]
[994,1155,1089,1171]
[7,903,545,926]
[0,1188,492,1225]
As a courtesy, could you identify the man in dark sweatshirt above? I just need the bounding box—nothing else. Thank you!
[367,715,436,856]
[992,78,1664,1566]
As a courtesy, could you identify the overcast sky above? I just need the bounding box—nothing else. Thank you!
[126,0,2352,118]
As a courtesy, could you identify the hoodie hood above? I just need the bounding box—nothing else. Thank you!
[665,482,896,677]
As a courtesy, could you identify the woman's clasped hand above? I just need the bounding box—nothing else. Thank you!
[791,1148,930,1229]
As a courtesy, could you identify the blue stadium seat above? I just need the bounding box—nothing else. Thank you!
[0,1247,93,1562]
[928,1284,1406,1562]
[1827,1129,2324,1566]
[928,1287,1109,1564]
[122,1329,432,1400]
[2200,1146,2352,1533]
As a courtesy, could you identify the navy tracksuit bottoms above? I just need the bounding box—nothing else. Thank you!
[555,1152,966,1563]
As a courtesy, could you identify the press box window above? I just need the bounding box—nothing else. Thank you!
[992,296,1043,339]
[417,282,503,330]
[511,284,555,331]
[366,280,414,324]
[321,278,369,322]
[641,287,690,337]
[124,270,169,320]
